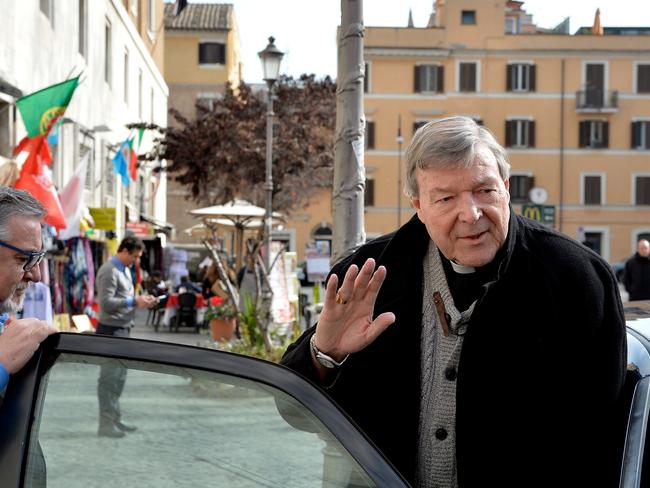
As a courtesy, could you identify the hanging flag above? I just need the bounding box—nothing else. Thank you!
[173,0,188,16]
[14,137,66,229]
[16,76,80,138]
[59,152,90,240]
[112,134,137,187]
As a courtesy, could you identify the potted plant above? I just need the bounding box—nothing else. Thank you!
[204,297,237,342]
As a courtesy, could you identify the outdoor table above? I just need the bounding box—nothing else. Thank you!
[161,293,207,329]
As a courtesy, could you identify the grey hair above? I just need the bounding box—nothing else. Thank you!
[0,186,46,241]
[404,116,511,197]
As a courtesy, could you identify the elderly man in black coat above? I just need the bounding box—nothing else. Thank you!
[282,116,626,488]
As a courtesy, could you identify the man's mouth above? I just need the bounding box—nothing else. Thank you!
[460,231,487,241]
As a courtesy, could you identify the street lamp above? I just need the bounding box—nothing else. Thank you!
[258,36,284,275]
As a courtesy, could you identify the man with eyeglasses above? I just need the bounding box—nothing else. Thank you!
[0,187,56,399]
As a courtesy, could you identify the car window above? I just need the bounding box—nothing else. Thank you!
[24,353,377,488]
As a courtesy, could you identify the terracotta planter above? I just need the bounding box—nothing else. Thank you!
[209,318,236,342]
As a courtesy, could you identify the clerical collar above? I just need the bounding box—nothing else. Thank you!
[449,260,476,274]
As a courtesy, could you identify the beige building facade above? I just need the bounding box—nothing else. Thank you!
[353,0,650,264]
[163,3,241,246]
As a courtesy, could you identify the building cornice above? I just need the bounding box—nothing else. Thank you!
[365,47,650,59]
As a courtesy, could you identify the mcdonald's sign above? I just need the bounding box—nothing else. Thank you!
[521,204,556,226]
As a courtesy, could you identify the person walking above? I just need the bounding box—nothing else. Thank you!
[623,239,650,301]
[281,116,626,487]
[95,236,156,437]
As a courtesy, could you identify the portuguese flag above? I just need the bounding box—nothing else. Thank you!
[16,76,80,138]
[12,77,80,230]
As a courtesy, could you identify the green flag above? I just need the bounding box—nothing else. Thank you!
[17,76,80,138]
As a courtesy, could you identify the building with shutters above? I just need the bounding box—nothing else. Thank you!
[360,0,650,263]
[163,3,242,251]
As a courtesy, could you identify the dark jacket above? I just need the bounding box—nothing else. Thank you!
[623,253,650,300]
[281,211,626,487]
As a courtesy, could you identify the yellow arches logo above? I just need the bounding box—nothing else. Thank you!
[522,205,542,221]
[39,106,65,135]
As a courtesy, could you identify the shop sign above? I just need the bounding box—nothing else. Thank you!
[126,221,151,237]
[89,208,116,230]
[521,204,555,226]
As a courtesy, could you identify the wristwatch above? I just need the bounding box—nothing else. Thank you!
[310,334,349,369]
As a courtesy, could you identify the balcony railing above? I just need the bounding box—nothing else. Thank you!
[576,89,619,110]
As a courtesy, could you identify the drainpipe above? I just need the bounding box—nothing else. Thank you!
[559,59,565,233]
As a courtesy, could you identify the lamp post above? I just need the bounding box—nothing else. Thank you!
[258,36,284,275]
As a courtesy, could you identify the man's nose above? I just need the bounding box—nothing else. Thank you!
[458,193,482,223]
[25,264,42,283]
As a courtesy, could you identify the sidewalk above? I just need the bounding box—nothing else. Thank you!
[130,308,212,347]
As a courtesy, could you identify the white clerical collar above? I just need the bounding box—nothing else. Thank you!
[450,259,476,274]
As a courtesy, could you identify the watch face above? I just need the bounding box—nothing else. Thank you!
[316,353,337,369]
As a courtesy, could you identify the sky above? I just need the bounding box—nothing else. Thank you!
[190,0,650,83]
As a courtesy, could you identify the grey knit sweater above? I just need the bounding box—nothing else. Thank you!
[417,242,476,488]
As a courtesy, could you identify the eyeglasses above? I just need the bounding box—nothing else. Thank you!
[0,240,46,272]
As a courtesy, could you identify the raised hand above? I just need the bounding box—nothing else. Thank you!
[313,258,395,363]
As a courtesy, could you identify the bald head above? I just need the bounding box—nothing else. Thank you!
[638,239,650,257]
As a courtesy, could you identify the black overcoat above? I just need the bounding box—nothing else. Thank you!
[282,210,626,487]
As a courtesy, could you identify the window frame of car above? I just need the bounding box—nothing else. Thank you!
[0,333,409,487]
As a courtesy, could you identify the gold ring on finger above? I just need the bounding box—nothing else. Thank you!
[335,290,348,305]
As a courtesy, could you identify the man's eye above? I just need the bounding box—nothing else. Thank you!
[436,196,454,203]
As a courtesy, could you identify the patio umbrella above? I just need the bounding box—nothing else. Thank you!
[189,199,285,270]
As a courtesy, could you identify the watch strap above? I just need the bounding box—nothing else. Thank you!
[310,334,349,369]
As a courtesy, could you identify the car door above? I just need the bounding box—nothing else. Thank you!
[0,333,409,488]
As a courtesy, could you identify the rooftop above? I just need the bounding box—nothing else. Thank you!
[164,3,232,31]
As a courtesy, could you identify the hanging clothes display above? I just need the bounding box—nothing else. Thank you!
[63,238,96,315]
[21,282,53,325]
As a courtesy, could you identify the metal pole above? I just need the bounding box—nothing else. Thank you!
[397,114,403,227]
[264,81,274,273]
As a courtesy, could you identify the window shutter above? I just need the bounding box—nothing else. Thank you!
[579,121,589,148]
[414,66,421,93]
[364,63,369,93]
[632,121,640,148]
[506,65,513,91]
[602,122,609,148]
[529,65,536,92]
[638,65,650,93]
[528,120,536,148]
[505,120,513,147]
[366,121,375,149]
[364,178,375,206]
[460,63,476,92]
[437,66,444,93]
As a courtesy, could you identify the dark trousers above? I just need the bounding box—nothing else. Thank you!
[96,324,130,425]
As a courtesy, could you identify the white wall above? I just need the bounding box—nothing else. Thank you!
[0,0,168,238]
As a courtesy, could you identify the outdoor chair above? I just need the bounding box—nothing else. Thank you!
[174,292,198,332]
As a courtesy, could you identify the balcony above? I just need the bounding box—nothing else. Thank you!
[575,89,619,112]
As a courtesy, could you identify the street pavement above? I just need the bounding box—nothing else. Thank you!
[130,308,213,348]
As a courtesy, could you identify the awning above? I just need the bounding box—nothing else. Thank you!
[0,77,23,98]
[140,213,175,236]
